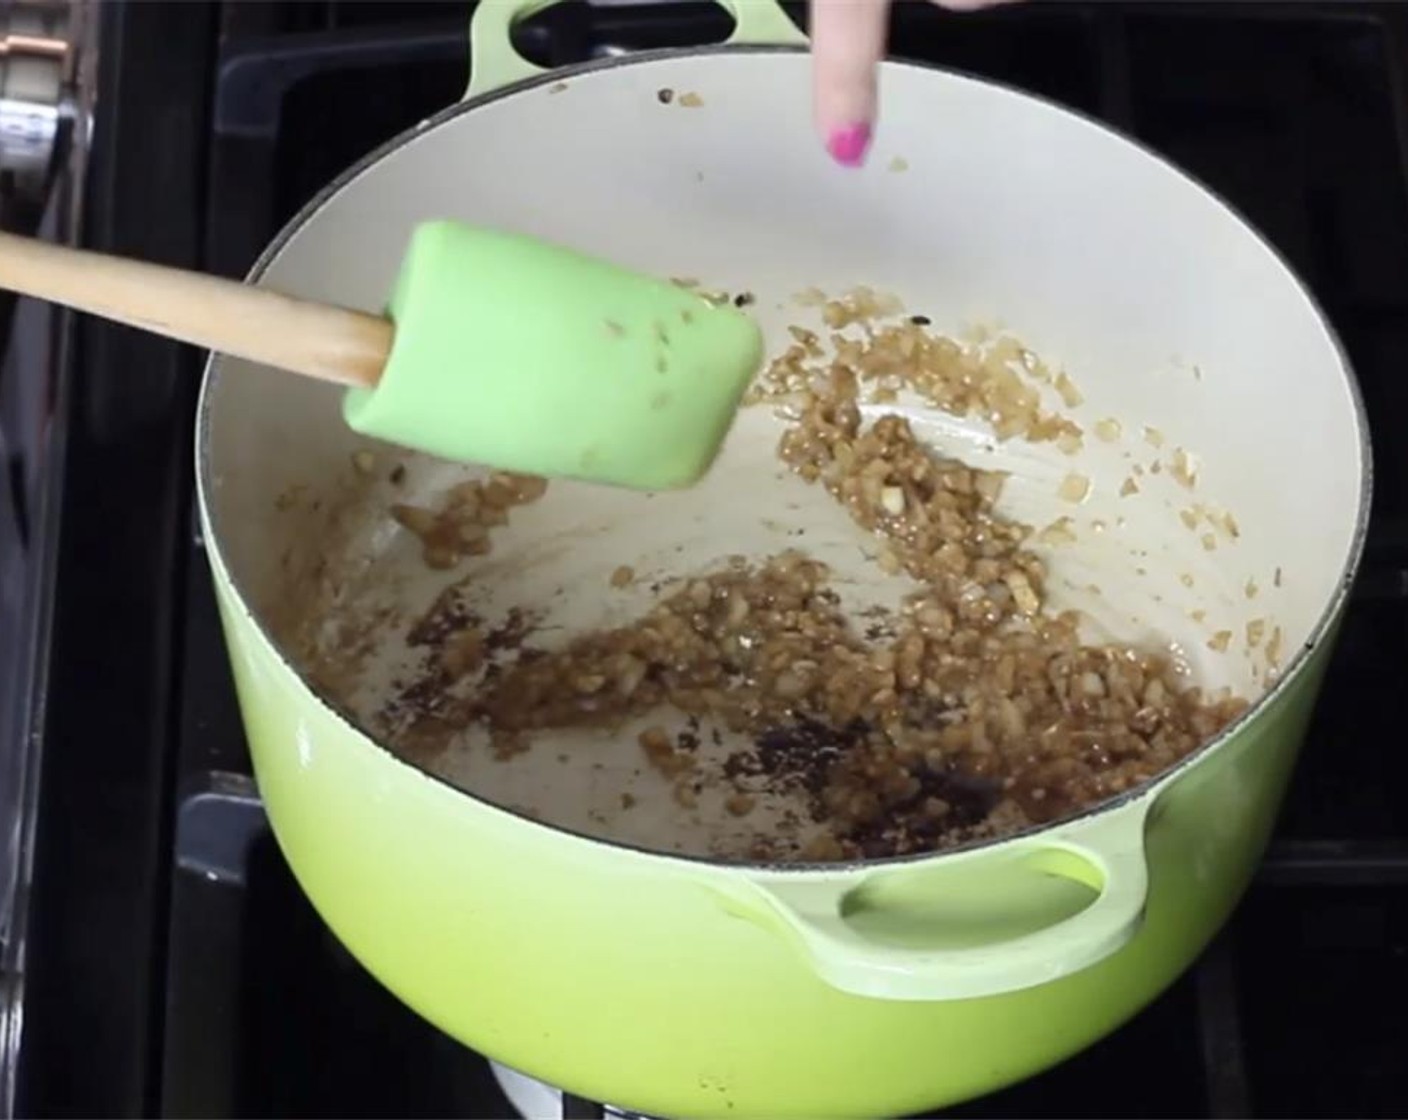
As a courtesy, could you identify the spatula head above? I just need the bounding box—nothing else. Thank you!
[342,220,763,490]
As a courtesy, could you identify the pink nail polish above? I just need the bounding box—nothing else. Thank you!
[826,122,872,168]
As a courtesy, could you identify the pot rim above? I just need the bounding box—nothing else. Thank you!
[195,42,1374,875]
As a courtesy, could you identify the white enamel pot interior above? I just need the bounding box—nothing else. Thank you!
[195,1,1368,1100]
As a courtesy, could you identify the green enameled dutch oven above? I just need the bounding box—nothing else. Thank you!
[194,1,1370,1115]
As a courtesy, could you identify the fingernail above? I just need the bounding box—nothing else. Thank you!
[826,122,872,168]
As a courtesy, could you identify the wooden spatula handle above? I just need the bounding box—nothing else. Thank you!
[0,230,392,388]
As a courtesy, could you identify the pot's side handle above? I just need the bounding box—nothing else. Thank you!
[465,0,554,101]
[736,805,1152,1002]
[716,1,809,47]
[464,0,808,102]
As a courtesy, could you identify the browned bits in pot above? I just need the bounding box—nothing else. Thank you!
[1053,371,1084,408]
[748,290,1084,449]
[1266,626,1285,668]
[656,88,674,104]
[381,301,1247,862]
[439,628,485,680]
[1037,517,1077,546]
[1095,418,1122,442]
[640,726,693,779]
[799,833,845,862]
[1058,472,1091,503]
[391,471,547,568]
[1170,447,1199,489]
[673,784,698,809]
[610,565,636,589]
[492,730,529,760]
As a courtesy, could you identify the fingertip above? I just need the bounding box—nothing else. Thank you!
[810,0,887,166]
[825,122,874,169]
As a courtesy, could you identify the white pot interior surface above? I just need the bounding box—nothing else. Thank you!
[198,51,1367,862]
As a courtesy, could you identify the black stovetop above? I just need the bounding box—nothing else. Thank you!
[16,2,1408,1117]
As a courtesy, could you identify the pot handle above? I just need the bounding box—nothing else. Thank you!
[736,804,1152,1002]
[465,0,808,102]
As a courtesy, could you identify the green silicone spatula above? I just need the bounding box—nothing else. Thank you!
[0,220,763,489]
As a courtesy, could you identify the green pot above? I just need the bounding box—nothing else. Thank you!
[195,2,1370,1115]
